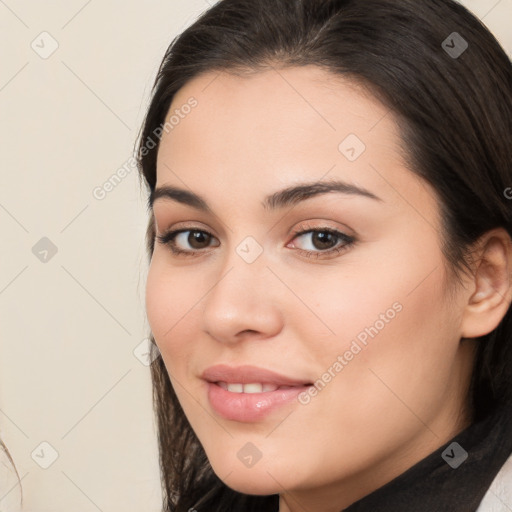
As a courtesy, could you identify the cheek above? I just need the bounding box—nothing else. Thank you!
[299,231,455,408]
[145,255,199,361]
[286,254,440,367]
[310,253,456,431]
[145,259,171,342]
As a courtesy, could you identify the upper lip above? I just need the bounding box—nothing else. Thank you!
[202,364,312,387]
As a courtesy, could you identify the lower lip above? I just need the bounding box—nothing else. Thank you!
[206,382,310,422]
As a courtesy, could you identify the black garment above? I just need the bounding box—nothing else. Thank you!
[344,402,512,511]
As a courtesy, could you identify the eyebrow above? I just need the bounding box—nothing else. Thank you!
[148,179,382,212]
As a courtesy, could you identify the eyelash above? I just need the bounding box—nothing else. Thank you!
[155,223,356,260]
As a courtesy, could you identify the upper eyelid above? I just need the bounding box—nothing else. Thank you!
[155,217,351,234]
[160,224,348,238]
[155,220,213,236]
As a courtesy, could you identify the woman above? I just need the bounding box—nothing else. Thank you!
[136,0,512,510]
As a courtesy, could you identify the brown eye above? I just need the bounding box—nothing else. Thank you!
[156,228,219,256]
[290,229,354,254]
[310,231,338,250]
[187,230,212,249]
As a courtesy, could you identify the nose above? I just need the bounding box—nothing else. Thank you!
[201,251,284,345]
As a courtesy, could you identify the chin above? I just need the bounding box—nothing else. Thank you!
[210,463,284,496]
[222,477,281,496]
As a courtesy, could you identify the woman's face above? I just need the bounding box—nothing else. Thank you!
[146,66,476,510]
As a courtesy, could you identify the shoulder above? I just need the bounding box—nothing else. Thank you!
[476,453,512,512]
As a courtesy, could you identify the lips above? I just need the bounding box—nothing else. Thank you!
[202,364,313,422]
[201,364,313,388]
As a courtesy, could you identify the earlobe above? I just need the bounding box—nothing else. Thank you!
[460,228,512,339]
[469,290,487,304]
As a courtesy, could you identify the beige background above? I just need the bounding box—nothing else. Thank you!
[0,1,510,510]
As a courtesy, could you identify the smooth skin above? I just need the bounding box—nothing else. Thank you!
[145,66,512,512]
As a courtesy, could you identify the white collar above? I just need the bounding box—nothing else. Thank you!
[476,452,512,511]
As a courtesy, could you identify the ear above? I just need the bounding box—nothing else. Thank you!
[460,228,512,339]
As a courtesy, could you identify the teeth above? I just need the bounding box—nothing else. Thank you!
[219,382,280,393]
[226,383,244,393]
[243,383,263,393]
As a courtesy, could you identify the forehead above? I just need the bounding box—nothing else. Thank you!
[154,66,427,213]
[160,66,399,154]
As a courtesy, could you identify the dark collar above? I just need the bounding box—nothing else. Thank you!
[344,403,512,511]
